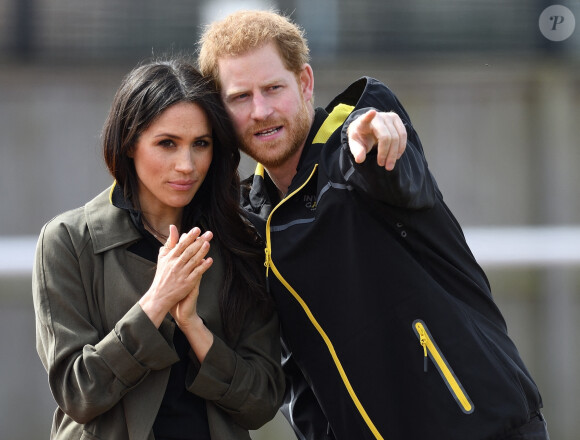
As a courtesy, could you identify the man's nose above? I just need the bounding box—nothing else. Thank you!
[250,95,273,120]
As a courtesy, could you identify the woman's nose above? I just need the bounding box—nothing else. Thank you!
[175,147,194,173]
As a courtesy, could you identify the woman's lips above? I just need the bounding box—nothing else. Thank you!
[168,180,195,191]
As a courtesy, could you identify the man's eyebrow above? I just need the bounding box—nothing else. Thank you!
[223,78,288,100]
[223,88,247,101]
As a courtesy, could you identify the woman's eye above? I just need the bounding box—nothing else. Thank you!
[159,139,175,148]
[195,139,212,148]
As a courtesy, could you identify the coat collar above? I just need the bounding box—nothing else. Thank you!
[84,184,142,254]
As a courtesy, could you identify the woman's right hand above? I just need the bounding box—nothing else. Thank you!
[139,225,213,328]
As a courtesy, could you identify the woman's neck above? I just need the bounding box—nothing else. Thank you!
[141,215,171,241]
[141,208,182,241]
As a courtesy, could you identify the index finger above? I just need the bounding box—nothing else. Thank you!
[355,109,377,131]
[347,110,378,163]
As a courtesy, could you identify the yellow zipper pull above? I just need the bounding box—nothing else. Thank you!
[264,247,271,292]
[418,325,429,372]
[264,247,271,271]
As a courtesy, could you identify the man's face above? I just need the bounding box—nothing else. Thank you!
[217,42,314,169]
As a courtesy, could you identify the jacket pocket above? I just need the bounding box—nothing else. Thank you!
[412,319,474,414]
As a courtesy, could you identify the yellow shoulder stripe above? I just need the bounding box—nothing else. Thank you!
[312,103,355,144]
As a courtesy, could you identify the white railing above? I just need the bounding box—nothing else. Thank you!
[2,226,580,275]
[0,235,40,276]
[463,226,580,268]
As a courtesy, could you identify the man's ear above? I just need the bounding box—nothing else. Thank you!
[299,63,314,103]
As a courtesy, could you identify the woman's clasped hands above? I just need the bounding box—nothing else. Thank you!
[139,225,214,330]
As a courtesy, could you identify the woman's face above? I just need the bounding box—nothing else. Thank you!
[130,101,213,217]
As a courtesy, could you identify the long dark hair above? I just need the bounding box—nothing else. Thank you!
[102,58,270,339]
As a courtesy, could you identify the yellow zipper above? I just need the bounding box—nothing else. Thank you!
[413,320,474,414]
[263,100,354,278]
[264,164,384,440]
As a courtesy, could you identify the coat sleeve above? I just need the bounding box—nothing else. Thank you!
[335,92,439,210]
[32,219,178,424]
[186,306,285,430]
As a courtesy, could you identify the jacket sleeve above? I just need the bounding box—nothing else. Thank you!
[32,219,178,424]
[337,100,439,210]
[186,306,285,430]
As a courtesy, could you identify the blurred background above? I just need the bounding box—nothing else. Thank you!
[1,0,579,438]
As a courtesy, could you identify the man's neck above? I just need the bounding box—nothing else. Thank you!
[265,107,326,198]
[265,145,305,198]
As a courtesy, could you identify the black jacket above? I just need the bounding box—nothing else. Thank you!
[241,77,542,440]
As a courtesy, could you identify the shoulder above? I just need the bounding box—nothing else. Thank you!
[38,201,92,260]
[38,187,136,258]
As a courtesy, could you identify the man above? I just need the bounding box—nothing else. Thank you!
[198,10,549,440]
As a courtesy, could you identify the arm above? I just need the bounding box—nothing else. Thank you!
[185,306,285,430]
[143,225,283,429]
[32,220,178,424]
[340,107,439,209]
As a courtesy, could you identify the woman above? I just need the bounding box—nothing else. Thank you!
[32,59,284,440]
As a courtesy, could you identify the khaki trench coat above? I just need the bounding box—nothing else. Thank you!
[32,187,284,440]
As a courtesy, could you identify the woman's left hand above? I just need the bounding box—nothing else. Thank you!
[169,229,215,362]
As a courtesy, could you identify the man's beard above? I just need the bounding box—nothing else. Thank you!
[240,101,312,168]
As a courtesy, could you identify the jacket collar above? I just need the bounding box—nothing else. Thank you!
[294,107,329,174]
[84,184,142,254]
